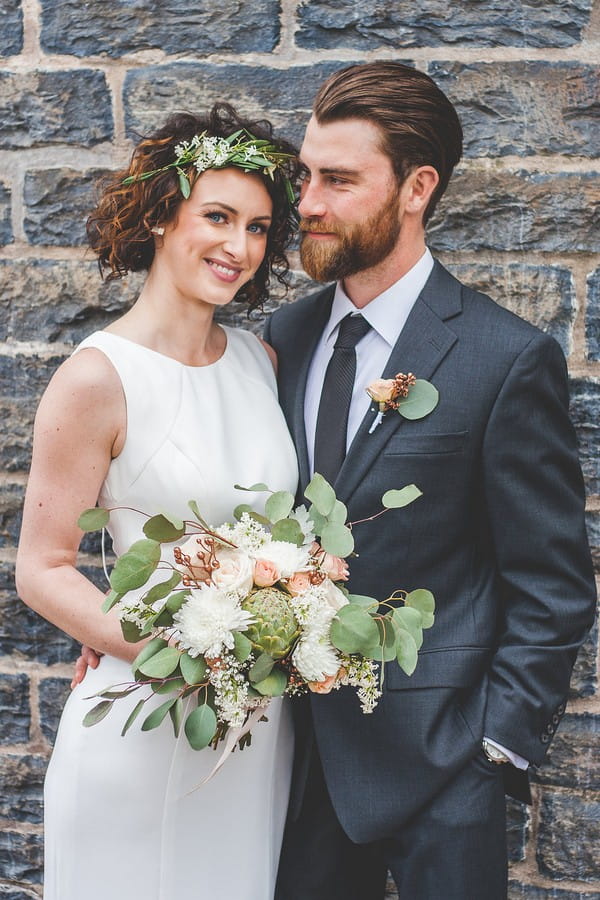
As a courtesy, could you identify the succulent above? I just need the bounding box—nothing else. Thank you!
[242,587,300,659]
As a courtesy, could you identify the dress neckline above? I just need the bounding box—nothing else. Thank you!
[97,327,230,370]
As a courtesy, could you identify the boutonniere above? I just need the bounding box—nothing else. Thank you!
[366,373,439,433]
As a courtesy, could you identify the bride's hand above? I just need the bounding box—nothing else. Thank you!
[71,645,103,689]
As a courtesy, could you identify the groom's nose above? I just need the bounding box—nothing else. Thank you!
[298,178,327,219]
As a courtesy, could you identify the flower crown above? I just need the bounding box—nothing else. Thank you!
[122,128,296,207]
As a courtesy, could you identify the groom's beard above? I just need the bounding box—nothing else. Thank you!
[299,187,401,283]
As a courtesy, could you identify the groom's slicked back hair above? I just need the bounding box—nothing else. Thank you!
[313,62,463,223]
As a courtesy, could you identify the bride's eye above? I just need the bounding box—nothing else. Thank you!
[205,211,226,223]
[247,222,269,234]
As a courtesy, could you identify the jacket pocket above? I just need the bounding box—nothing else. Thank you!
[385,646,491,690]
[384,430,468,456]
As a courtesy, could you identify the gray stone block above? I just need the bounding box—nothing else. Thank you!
[0,887,41,900]
[0,673,30,744]
[38,677,71,745]
[41,0,280,57]
[0,259,139,343]
[0,0,23,56]
[569,613,598,699]
[296,0,592,49]
[0,754,47,825]
[537,790,600,882]
[124,61,351,149]
[586,268,600,361]
[24,168,109,247]
[568,378,600,496]
[429,170,600,253]
[442,262,574,356]
[534,713,600,790]
[0,353,64,471]
[0,830,42,885]
[506,798,529,863]
[0,480,24,548]
[0,181,13,247]
[0,70,112,150]
[509,880,600,899]
[430,62,599,158]
[585,510,600,572]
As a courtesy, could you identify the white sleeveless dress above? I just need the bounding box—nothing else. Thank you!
[43,327,298,900]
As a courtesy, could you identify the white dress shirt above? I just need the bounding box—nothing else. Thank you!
[303,246,529,772]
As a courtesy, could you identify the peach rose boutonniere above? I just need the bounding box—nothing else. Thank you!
[366,373,439,432]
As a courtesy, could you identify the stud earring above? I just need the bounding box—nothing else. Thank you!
[151,226,165,236]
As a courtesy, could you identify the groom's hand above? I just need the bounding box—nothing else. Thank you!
[71,645,103,689]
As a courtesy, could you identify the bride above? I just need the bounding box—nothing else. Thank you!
[16,104,299,900]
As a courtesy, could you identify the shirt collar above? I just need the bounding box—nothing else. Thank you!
[325,247,434,347]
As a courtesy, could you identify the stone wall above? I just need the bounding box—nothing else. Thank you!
[0,1,598,897]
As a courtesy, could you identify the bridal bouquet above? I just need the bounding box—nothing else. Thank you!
[79,475,435,753]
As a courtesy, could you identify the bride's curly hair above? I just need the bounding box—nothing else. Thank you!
[86,104,300,311]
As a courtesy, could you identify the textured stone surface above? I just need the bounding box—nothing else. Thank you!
[569,615,599,699]
[537,791,600,882]
[507,798,530,863]
[443,262,574,356]
[534,714,600,790]
[38,677,71,745]
[24,169,109,247]
[0,70,112,149]
[0,0,24,56]
[0,674,30,744]
[0,887,41,900]
[509,881,600,899]
[429,170,600,253]
[0,480,23,549]
[41,0,280,57]
[586,510,600,572]
[0,354,65,471]
[0,259,138,342]
[296,0,592,48]
[587,268,600,362]
[0,754,46,825]
[0,831,42,885]
[0,182,13,247]
[430,62,599,158]
[569,379,600,496]
[124,61,351,148]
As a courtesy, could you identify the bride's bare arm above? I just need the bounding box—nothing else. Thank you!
[16,349,141,664]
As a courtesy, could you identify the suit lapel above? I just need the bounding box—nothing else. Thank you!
[334,262,462,504]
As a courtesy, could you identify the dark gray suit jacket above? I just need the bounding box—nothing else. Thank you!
[264,261,596,843]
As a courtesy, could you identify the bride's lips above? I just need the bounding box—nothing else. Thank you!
[205,258,242,283]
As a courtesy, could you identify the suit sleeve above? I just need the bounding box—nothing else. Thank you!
[482,332,596,767]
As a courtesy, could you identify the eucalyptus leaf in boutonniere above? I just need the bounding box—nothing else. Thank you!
[366,373,439,433]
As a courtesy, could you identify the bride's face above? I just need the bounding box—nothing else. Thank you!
[154,167,272,308]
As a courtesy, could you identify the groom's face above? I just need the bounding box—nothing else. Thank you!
[298,116,402,282]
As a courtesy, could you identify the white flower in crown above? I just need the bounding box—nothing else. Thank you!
[174,586,254,658]
[243,143,258,161]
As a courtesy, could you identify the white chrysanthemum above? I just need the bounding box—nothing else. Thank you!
[174,586,254,658]
[259,540,310,577]
[289,504,316,546]
[293,630,341,682]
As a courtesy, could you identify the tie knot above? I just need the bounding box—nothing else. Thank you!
[334,314,371,350]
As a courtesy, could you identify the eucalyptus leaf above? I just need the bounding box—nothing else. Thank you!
[265,491,295,523]
[233,631,253,663]
[98,688,136,700]
[101,588,122,614]
[234,503,253,520]
[304,474,336,516]
[143,514,185,542]
[369,616,398,662]
[78,507,109,532]
[138,646,181,679]
[169,697,184,737]
[392,606,424,650]
[121,619,144,643]
[348,594,378,610]
[184,703,217,750]
[249,652,275,683]
[397,379,439,420]
[141,697,176,731]
[382,484,423,509]
[252,667,288,696]
[307,504,327,536]
[320,523,354,558]
[143,571,182,606]
[271,518,304,546]
[166,590,190,614]
[132,637,168,675]
[82,700,113,727]
[180,653,208,685]
[188,499,204,522]
[152,677,186,694]
[121,698,145,736]
[396,630,418,676]
[234,482,269,493]
[110,539,161,593]
[330,605,380,655]
[405,589,435,629]
[328,499,348,525]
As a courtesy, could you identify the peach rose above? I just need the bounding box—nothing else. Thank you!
[253,558,281,587]
[366,378,397,404]
[308,673,339,694]
[320,552,349,582]
[286,571,313,596]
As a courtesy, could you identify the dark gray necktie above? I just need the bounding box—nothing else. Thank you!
[313,313,371,484]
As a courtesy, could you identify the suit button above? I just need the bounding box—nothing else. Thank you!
[552,714,559,724]
[541,733,550,743]
[547,724,554,733]
[557,704,565,715]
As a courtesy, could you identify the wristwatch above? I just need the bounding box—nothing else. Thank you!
[482,739,510,765]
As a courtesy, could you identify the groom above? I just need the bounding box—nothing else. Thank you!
[265,62,597,899]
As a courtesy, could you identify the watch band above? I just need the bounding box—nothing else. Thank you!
[482,739,510,764]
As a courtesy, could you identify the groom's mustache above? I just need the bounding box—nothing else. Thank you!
[299,219,344,236]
